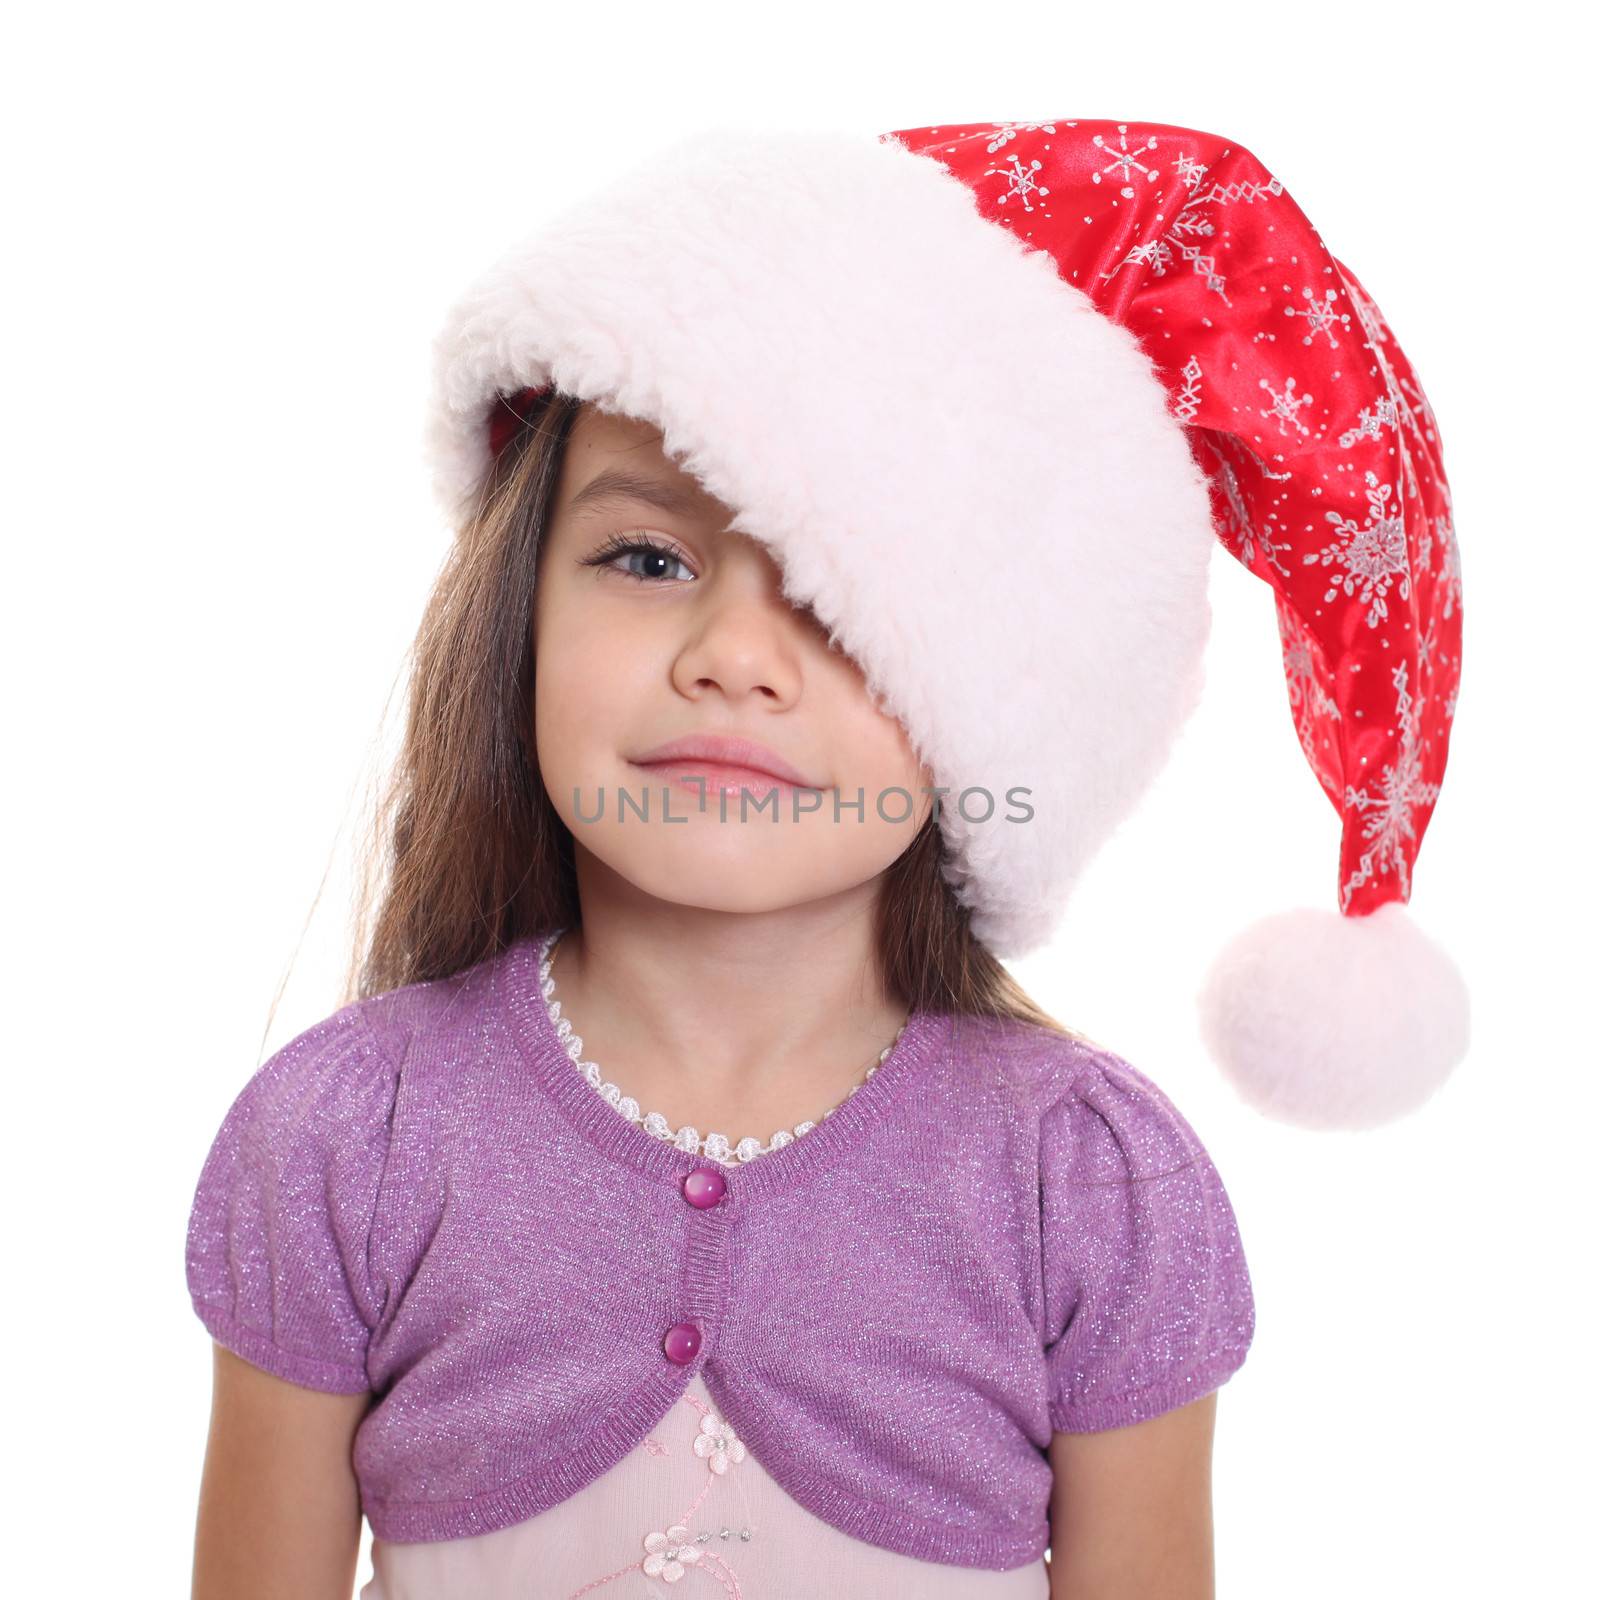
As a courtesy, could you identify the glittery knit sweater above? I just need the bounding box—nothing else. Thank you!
[184,928,1256,1571]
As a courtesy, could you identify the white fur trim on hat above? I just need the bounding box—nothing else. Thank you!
[422,125,1215,960]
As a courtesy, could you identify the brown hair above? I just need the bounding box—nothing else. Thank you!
[342,389,1078,1039]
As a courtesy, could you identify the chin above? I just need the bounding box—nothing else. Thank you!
[597,846,846,918]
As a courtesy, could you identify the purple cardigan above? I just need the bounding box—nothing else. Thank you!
[184,930,1255,1570]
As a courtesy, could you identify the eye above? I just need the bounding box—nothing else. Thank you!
[579,532,696,585]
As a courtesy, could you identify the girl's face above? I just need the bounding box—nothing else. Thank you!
[533,404,935,919]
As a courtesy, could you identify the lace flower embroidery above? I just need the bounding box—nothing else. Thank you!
[692,1411,748,1475]
[642,1524,703,1582]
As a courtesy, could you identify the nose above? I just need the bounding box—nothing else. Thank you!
[669,553,808,707]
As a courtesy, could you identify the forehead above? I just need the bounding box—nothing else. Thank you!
[559,405,725,516]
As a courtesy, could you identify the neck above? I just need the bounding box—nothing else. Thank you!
[548,878,907,1105]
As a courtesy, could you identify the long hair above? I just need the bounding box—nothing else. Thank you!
[344,389,1077,1038]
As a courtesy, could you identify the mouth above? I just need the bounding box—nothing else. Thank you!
[629,758,815,801]
[629,733,822,792]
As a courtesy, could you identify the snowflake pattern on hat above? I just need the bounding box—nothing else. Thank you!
[886,119,1461,920]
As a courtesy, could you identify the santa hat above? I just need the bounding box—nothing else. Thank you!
[421,118,1469,1130]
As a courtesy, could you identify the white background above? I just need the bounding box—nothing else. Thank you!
[7,3,1592,1595]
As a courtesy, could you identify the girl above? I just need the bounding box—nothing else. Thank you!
[186,116,1465,1599]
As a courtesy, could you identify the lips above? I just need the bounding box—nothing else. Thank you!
[631,733,819,788]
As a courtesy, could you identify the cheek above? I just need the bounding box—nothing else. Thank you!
[883,722,934,797]
[532,603,639,788]
[834,694,934,818]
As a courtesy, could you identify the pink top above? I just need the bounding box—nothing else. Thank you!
[361,1372,1049,1597]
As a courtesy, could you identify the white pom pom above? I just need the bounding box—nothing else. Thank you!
[1195,902,1471,1130]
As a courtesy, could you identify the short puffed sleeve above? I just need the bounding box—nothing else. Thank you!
[1040,1049,1256,1433]
[184,1003,399,1393]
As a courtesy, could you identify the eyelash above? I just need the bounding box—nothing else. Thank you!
[579,532,696,585]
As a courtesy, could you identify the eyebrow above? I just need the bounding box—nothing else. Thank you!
[564,466,705,518]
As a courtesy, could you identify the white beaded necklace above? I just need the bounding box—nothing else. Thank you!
[537,928,907,1166]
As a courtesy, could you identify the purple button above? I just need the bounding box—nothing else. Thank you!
[682,1167,727,1209]
[662,1321,702,1365]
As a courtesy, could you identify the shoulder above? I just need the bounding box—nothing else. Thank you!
[1039,1041,1217,1185]
[942,1010,1196,1141]
[206,941,510,1162]
[352,941,506,1085]
[194,999,397,1202]
[943,1009,1100,1110]
[940,1011,1225,1177]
